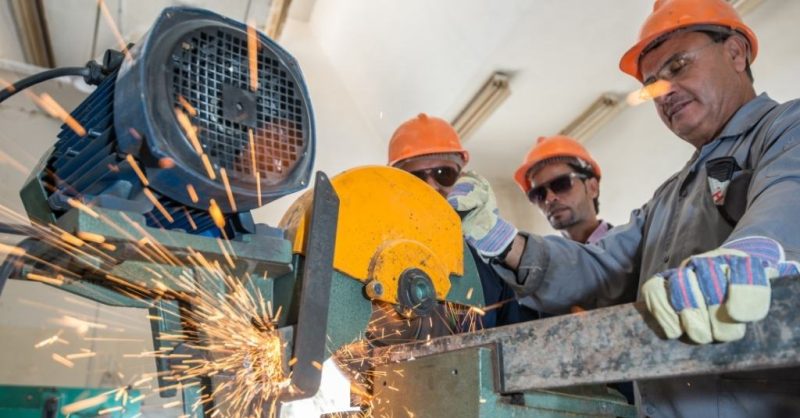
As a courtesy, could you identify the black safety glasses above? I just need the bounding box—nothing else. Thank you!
[527,172,587,204]
[409,166,460,187]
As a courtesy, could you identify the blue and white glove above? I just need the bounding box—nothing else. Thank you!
[447,171,518,258]
[641,236,799,344]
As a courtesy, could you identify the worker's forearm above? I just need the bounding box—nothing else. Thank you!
[500,234,527,270]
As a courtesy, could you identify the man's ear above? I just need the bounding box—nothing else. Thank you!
[724,34,750,74]
[586,177,600,200]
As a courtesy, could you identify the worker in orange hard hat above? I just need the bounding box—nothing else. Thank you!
[515,135,635,405]
[388,114,537,328]
[388,113,470,198]
[448,1,800,416]
[514,136,609,246]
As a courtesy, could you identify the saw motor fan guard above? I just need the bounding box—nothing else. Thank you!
[24,7,315,236]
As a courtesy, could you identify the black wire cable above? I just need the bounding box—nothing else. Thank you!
[0,66,89,105]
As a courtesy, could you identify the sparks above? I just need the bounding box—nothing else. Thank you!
[126,154,150,186]
[220,168,238,212]
[247,22,259,92]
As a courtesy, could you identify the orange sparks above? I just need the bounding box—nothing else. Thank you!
[27,272,65,286]
[159,157,175,169]
[178,95,198,117]
[97,0,131,59]
[175,108,203,154]
[66,198,99,218]
[466,287,474,300]
[59,315,108,333]
[143,188,174,223]
[126,154,149,186]
[66,351,97,360]
[201,154,217,180]
[216,238,235,268]
[0,77,15,93]
[311,360,323,370]
[163,400,182,409]
[0,242,26,256]
[469,306,486,316]
[34,331,64,348]
[77,231,106,244]
[247,23,259,92]
[99,406,123,415]
[256,172,262,206]
[288,357,298,366]
[59,231,85,247]
[209,199,225,229]
[183,206,198,230]
[186,184,199,203]
[61,393,109,415]
[33,93,87,137]
[248,129,257,175]
[52,353,75,368]
[219,168,237,212]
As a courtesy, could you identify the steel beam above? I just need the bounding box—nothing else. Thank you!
[376,276,800,393]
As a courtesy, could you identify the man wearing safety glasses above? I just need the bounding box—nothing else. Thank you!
[515,135,609,248]
[451,0,800,416]
[388,113,532,328]
[513,135,623,314]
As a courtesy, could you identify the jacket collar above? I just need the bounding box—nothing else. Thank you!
[716,92,778,139]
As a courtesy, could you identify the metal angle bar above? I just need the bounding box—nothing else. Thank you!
[376,276,800,393]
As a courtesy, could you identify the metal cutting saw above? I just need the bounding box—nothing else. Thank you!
[0,6,486,417]
[2,6,797,418]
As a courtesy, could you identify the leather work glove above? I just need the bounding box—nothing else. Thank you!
[447,171,518,258]
[641,236,799,344]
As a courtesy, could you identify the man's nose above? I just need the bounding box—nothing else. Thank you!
[652,80,677,105]
[544,188,559,206]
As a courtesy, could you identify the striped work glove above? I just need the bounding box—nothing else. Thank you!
[642,236,799,344]
[447,171,517,258]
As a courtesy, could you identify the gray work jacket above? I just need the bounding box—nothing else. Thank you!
[492,94,800,418]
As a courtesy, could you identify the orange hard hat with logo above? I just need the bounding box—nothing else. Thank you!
[620,0,758,82]
[388,113,469,167]
[513,135,601,193]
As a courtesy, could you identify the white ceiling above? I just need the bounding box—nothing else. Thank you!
[0,0,316,68]
[1,0,798,186]
[303,0,800,181]
[307,0,654,179]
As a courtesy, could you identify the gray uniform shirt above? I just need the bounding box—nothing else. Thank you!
[492,93,800,418]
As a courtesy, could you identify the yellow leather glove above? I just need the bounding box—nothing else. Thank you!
[641,236,799,344]
[447,171,517,258]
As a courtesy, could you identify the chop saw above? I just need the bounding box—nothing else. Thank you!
[0,6,484,417]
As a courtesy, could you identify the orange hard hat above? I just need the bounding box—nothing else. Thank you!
[620,0,758,82]
[388,113,469,167]
[513,135,601,193]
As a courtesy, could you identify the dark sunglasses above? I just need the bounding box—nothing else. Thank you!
[409,166,460,187]
[527,172,587,204]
